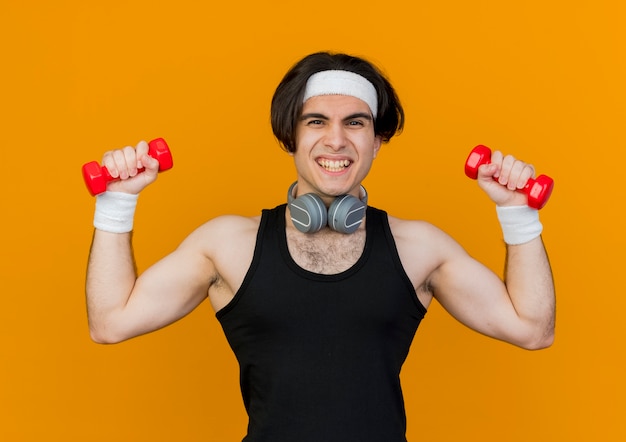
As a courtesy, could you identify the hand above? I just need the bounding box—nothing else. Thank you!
[476,150,536,207]
[101,140,160,195]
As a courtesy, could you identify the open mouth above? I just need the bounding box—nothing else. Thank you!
[317,158,351,172]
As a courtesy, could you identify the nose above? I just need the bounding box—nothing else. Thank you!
[323,123,347,151]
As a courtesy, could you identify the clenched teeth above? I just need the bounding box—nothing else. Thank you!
[318,159,351,172]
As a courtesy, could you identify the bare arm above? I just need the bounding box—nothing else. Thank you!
[86,230,136,343]
[504,237,555,346]
[428,233,554,349]
[86,228,214,344]
[401,149,555,349]
[85,141,214,343]
[479,149,555,347]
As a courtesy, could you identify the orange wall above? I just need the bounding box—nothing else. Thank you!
[1,1,624,441]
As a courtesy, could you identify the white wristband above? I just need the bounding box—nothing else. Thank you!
[93,191,139,233]
[496,205,543,245]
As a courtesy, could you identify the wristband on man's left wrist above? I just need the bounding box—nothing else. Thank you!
[495,205,543,245]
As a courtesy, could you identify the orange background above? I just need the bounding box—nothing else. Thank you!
[1,1,624,440]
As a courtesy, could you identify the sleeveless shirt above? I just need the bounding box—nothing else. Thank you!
[217,205,427,441]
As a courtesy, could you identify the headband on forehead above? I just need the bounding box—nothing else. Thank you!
[302,70,378,119]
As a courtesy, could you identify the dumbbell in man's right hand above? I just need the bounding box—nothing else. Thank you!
[82,138,173,196]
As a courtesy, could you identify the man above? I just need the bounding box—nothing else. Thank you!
[86,52,555,441]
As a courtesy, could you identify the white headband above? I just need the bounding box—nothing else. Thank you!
[302,70,378,119]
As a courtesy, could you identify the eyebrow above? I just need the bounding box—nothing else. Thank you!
[300,112,373,122]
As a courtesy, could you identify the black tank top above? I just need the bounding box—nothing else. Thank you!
[217,205,427,441]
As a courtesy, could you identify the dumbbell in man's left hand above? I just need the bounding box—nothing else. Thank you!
[475,150,537,207]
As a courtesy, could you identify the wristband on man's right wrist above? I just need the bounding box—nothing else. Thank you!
[93,191,139,233]
[495,205,543,245]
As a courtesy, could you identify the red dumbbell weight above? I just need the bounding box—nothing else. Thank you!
[464,145,554,210]
[82,138,173,196]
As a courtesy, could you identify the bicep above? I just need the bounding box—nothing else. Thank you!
[115,240,215,340]
[393,217,544,347]
[429,242,527,345]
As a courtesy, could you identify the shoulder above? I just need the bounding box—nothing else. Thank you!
[385,214,469,282]
[198,214,261,233]
[179,214,261,254]
[386,214,455,248]
[179,213,262,285]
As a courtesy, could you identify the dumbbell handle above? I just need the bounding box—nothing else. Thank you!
[82,138,173,196]
[465,145,554,210]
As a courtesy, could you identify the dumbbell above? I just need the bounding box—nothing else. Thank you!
[82,138,173,196]
[464,145,553,210]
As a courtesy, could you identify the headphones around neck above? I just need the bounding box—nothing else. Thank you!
[287,182,368,234]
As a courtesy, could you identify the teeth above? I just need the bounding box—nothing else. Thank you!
[319,159,351,172]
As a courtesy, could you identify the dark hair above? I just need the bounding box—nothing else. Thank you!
[271,52,404,153]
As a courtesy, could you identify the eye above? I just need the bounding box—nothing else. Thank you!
[306,119,324,126]
[347,120,365,127]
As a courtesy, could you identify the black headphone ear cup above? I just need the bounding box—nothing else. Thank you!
[289,193,328,233]
[328,194,366,234]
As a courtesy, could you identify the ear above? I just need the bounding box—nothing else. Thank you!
[372,136,382,158]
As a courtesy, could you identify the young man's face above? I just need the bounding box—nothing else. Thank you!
[292,94,381,204]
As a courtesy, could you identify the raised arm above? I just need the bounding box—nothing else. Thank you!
[476,150,555,348]
[87,228,215,344]
[85,141,214,344]
[411,149,555,350]
[427,231,554,350]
